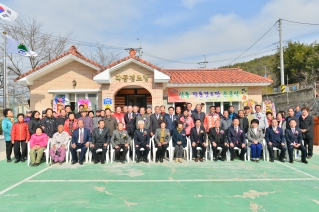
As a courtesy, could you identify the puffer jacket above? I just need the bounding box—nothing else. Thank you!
[28,118,42,135]
[41,116,57,138]
[29,133,48,148]
[11,121,30,141]
[2,117,17,141]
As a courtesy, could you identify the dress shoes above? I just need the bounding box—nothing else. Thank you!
[195,158,198,162]
[199,158,203,162]
[269,159,274,162]
[121,160,125,164]
[94,160,99,164]
[71,161,77,165]
[7,159,11,163]
[101,161,105,164]
[307,156,312,159]
[230,158,234,161]
[160,157,163,163]
[79,161,83,165]
[21,159,25,163]
[14,159,20,163]
[145,159,149,163]
[289,161,294,164]
[155,158,159,163]
[301,160,308,164]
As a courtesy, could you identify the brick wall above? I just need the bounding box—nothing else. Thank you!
[30,61,102,111]
[248,87,262,103]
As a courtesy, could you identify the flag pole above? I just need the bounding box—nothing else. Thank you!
[3,31,7,109]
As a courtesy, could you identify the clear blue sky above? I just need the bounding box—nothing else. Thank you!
[2,0,319,70]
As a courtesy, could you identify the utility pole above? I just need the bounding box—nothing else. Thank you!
[279,19,285,93]
[136,38,143,58]
[197,55,208,68]
[3,31,7,109]
[286,75,289,104]
[265,65,268,99]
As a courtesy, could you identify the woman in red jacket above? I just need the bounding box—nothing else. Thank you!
[64,112,78,136]
[11,113,30,163]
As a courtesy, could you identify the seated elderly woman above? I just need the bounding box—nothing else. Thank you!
[29,127,48,166]
[50,124,70,165]
[247,119,264,162]
[154,121,171,163]
[172,121,187,163]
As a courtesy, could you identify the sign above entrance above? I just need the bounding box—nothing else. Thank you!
[168,87,248,102]
[115,74,148,82]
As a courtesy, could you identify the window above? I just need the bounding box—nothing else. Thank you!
[88,94,97,111]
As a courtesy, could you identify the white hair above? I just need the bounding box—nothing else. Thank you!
[138,120,145,125]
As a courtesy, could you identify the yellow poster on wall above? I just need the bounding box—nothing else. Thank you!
[168,87,248,102]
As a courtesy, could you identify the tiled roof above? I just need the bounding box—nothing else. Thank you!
[14,46,103,82]
[161,69,273,84]
[15,45,272,84]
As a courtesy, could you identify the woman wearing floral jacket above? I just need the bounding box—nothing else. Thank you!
[29,127,48,166]
[247,119,264,162]
[11,113,30,163]
[64,112,78,136]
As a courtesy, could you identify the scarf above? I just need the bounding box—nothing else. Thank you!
[69,119,74,134]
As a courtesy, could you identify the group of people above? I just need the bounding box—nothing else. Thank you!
[1,103,313,166]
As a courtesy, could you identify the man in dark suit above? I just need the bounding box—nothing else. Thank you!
[228,118,247,161]
[164,106,178,133]
[191,104,205,125]
[299,107,314,159]
[90,120,110,164]
[265,119,286,162]
[285,119,308,164]
[208,120,229,161]
[285,108,299,129]
[75,104,84,119]
[124,106,136,139]
[134,120,150,163]
[150,106,162,137]
[71,119,91,165]
[190,119,207,162]
[238,110,249,133]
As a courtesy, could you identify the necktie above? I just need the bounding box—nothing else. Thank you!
[235,127,238,134]
[80,129,84,143]
[292,129,295,134]
[100,129,102,135]
[140,129,143,133]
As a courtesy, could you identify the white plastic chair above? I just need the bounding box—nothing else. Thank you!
[226,142,247,161]
[89,145,109,163]
[27,139,50,166]
[70,143,90,163]
[266,144,289,161]
[209,142,230,161]
[246,139,266,161]
[169,138,189,162]
[49,137,71,163]
[110,143,130,163]
[131,138,151,162]
[189,138,208,161]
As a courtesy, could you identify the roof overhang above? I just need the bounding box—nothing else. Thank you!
[48,89,101,93]
[17,54,101,86]
[167,82,272,87]
[93,58,170,84]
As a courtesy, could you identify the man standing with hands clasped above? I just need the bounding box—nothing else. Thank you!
[91,120,110,164]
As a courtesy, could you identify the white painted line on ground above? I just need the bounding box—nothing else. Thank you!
[0,166,51,195]
[25,178,318,183]
[276,161,318,179]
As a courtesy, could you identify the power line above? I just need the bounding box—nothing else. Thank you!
[282,19,319,26]
[226,21,279,66]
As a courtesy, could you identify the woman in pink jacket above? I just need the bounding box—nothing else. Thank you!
[179,109,194,136]
[29,127,48,166]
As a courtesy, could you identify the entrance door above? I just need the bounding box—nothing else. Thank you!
[127,95,146,107]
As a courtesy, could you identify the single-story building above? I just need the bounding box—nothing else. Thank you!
[15,46,272,113]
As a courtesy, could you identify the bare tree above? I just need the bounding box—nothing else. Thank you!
[1,16,72,77]
[86,44,121,67]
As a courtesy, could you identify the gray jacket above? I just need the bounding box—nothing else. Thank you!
[246,127,264,146]
[136,115,150,130]
[51,131,70,149]
[154,128,171,145]
[92,116,102,129]
[254,113,268,130]
[221,117,232,131]
[111,130,131,147]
